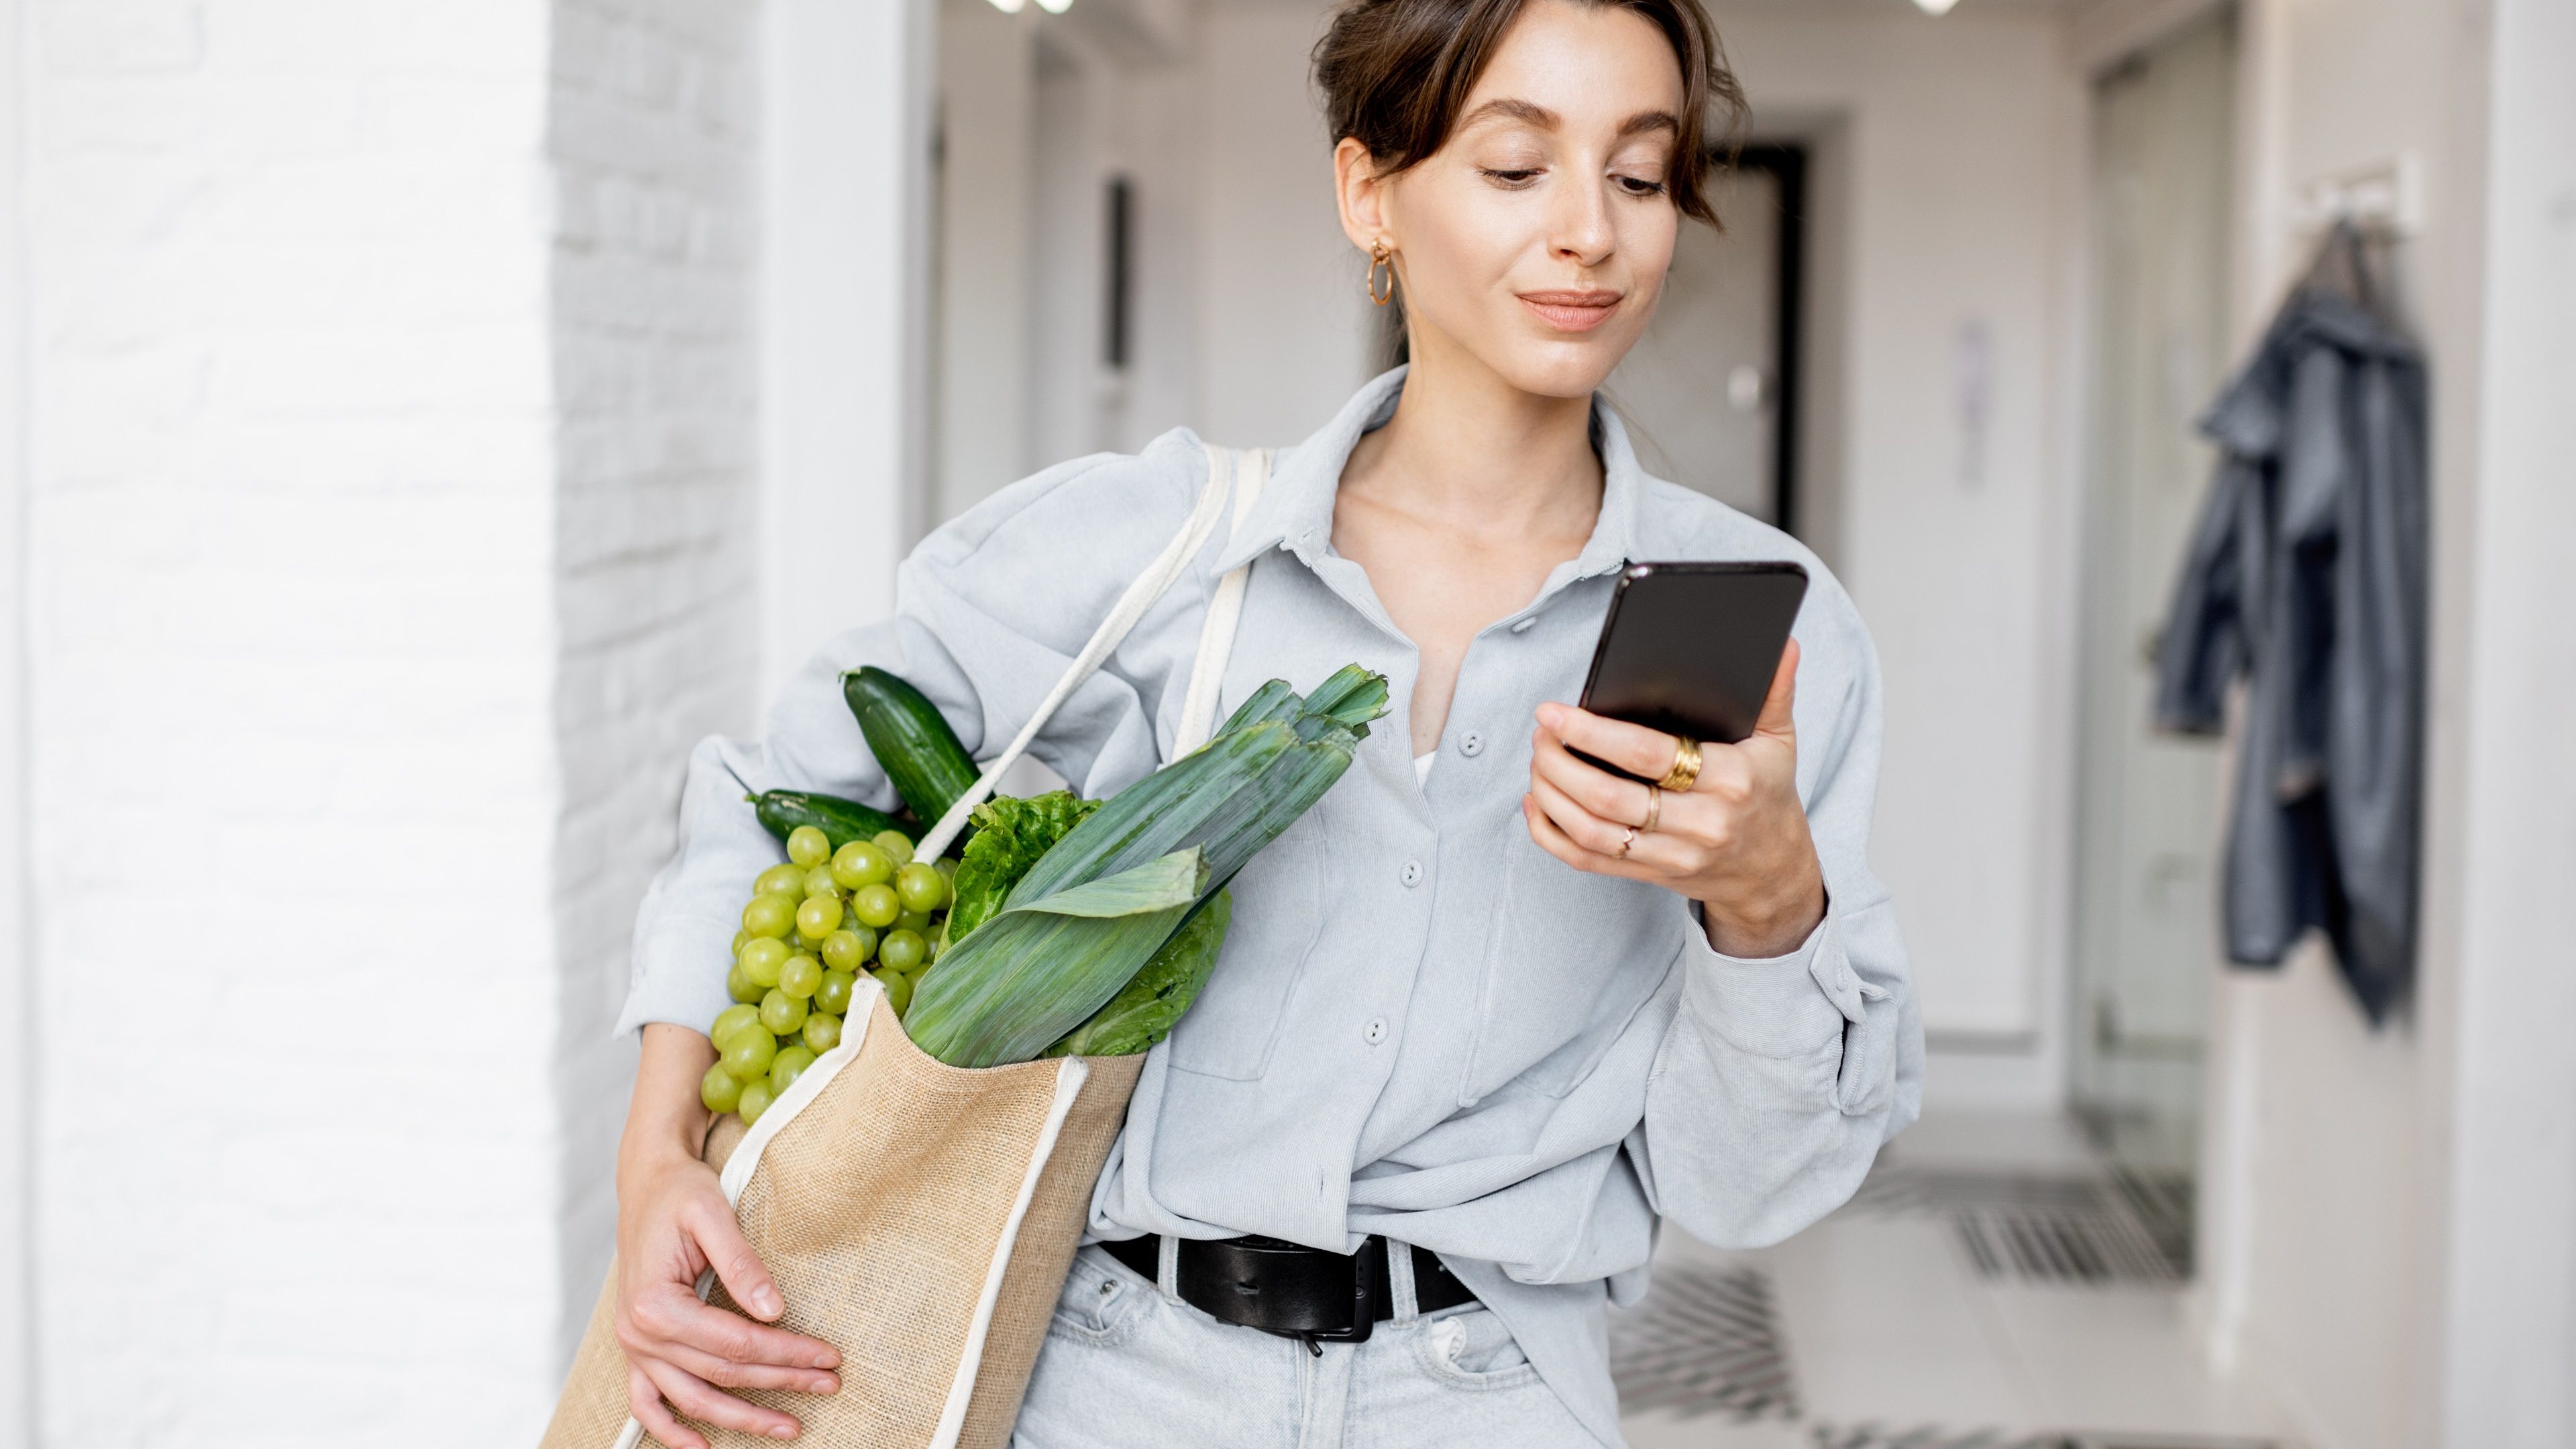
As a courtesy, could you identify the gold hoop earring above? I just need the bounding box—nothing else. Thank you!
[1366,240,1394,307]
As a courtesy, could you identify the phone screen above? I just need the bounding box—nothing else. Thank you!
[1575,561,1809,777]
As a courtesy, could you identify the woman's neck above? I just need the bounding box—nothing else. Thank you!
[1339,324,1603,538]
[1331,319,1606,756]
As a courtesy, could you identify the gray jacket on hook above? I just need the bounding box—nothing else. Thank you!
[2153,284,2428,1024]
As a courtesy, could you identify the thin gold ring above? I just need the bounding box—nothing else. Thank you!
[1658,735,1703,794]
[1615,826,1638,859]
[1642,784,1662,834]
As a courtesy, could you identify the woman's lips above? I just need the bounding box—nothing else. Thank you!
[1517,290,1622,332]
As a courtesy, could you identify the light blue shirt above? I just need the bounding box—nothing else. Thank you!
[622,368,1924,1444]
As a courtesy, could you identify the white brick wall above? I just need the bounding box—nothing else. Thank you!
[544,0,760,1375]
[13,0,760,1440]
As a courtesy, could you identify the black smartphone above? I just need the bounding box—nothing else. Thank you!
[1573,561,1810,780]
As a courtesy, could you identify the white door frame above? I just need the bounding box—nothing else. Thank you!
[758,0,937,700]
[0,0,35,1437]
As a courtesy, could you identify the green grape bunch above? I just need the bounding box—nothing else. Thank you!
[699,823,955,1126]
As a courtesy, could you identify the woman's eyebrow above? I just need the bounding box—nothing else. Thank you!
[1454,99,1680,140]
[1458,97,1559,131]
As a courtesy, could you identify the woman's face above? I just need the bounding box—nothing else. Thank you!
[1339,0,1689,400]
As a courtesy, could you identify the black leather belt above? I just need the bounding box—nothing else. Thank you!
[1101,1233,1477,1347]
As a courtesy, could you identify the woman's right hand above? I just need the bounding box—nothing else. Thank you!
[615,1024,842,1446]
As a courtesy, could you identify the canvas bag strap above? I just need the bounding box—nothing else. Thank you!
[914,442,1272,860]
[1173,446,1270,753]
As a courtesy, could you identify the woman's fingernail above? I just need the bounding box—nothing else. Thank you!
[814,1351,839,1369]
[756,1289,782,1315]
[773,1426,798,1440]
[814,1375,839,1394]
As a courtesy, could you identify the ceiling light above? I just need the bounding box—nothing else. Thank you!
[985,0,1024,11]
[1914,0,1960,13]
[1033,0,1073,13]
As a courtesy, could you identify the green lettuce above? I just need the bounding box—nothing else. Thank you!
[946,790,1102,946]
[1044,890,1232,1058]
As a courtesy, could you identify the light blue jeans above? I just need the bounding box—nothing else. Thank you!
[1011,1243,1607,1448]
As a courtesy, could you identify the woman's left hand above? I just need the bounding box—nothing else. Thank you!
[1523,641,1826,959]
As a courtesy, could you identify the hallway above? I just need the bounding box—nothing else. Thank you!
[1617,1114,2275,1448]
[0,0,2569,1443]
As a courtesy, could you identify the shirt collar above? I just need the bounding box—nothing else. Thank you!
[1211,364,1654,580]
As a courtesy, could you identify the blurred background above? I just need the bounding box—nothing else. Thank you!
[0,0,2567,1444]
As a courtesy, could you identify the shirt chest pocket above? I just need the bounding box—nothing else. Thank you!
[1460,835,1680,1103]
[1163,823,1326,1081]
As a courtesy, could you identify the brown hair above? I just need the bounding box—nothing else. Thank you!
[1313,0,1747,227]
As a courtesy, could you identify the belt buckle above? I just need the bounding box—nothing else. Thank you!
[1301,1240,1379,1345]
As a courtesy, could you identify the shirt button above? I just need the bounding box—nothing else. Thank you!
[1836,969,1856,991]
[1364,1017,1389,1044]
[1510,617,1538,634]
[1400,860,1425,888]
[1458,731,1485,757]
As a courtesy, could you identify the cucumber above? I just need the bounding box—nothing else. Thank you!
[841,667,980,826]
[749,790,904,851]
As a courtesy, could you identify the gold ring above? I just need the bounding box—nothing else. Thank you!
[1615,826,1638,859]
[1658,735,1703,794]
[1642,785,1662,834]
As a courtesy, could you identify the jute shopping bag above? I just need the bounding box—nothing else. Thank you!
[543,444,1272,1448]
[541,980,1145,1449]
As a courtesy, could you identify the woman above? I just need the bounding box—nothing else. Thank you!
[608,0,1920,1442]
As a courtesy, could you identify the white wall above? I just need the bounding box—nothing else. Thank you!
[0,0,31,1438]
[1710,0,2085,1108]
[932,0,1036,518]
[1020,14,1205,459]
[2,0,772,1439]
[1193,0,1374,448]
[2188,0,2508,1442]
[758,0,927,692]
[1786,113,1852,580]
[925,0,1357,496]
[2196,0,2576,1444]
[545,0,761,1370]
[1028,35,1111,465]
[2440,0,2576,1436]
[15,3,564,1441]
[1104,61,1206,449]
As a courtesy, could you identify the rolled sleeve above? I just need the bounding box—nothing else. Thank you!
[614,734,790,1036]
[1674,899,1898,1116]
[1628,583,1923,1247]
[620,918,741,1037]
[1676,904,1866,1055]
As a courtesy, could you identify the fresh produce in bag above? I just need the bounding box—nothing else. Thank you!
[697,818,958,1126]
[841,665,983,825]
[698,663,1386,1104]
[541,441,1329,1449]
[908,665,1389,1067]
[549,663,1387,1449]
